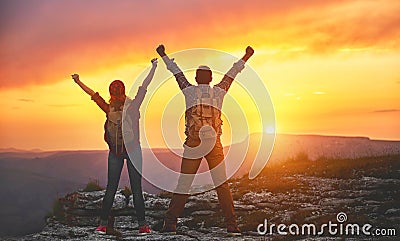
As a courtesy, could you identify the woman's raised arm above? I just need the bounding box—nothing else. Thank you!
[72,74,95,96]
[141,58,158,89]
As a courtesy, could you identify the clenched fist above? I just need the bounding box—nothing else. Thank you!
[156,44,166,57]
[71,73,80,82]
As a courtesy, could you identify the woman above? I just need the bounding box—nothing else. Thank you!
[71,58,157,236]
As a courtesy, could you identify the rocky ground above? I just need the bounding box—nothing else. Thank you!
[7,155,400,241]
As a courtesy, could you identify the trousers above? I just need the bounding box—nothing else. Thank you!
[165,138,237,226]
[100,145,146,225]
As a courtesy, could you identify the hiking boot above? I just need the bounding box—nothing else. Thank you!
[138,224,151,235]
[227,225,241,236]
[106,227,122,237]
[95,225,107,235]
[160,220,176,234]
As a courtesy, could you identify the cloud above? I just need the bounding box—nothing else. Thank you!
[1,0,399,89]
[373,109,400,113]
[47,104,79,108]
[18,98,34,102]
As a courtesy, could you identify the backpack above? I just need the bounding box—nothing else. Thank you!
[107,106,124,155]
[188,87,222,139]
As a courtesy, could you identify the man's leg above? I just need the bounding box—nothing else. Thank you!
[99,151,124,224]
[165,157,202,224]
[126,145,146,226]
[205,141,237,227]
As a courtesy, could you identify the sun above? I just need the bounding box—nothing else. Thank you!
[265,126,275,134]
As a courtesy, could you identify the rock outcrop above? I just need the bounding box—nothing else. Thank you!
[9,155,400,241]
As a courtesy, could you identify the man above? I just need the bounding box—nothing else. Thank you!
[156,45,254,236]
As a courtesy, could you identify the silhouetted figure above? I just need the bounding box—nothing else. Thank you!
[156,45,254,236]
[71,58,158,236]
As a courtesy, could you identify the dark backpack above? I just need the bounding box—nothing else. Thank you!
[107,106,124,155]
[187,87,222,139]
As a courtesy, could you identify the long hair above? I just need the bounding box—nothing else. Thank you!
[109,80,126,109]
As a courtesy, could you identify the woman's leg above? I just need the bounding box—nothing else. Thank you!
[99,151,124,224]
[126,144,146,225]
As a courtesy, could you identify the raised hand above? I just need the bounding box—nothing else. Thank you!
[246,46,254,56]
[72,73,95,96]
[156,44,166,57]
[242,46,254,62]
[71,73,80,82]
[151,58,158,67]
[141,58,158,88]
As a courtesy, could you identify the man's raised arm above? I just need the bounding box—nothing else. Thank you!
[215,46,254,92]
[156,44,192,90]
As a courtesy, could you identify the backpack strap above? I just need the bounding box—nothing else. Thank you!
[195,87,203,126]
[211,88,216,130]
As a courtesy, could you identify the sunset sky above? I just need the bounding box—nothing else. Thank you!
[1,0,399,151]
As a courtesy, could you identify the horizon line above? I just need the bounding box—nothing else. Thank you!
[1,132,399,153]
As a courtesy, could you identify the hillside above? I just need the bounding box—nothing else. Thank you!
[0,134,399,237]
[8,154,400,240]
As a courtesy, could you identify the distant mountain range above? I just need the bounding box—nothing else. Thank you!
[1,134,399,237]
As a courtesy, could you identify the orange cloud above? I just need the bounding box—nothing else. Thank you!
[1,0,399,149]
[2,0,399,89]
